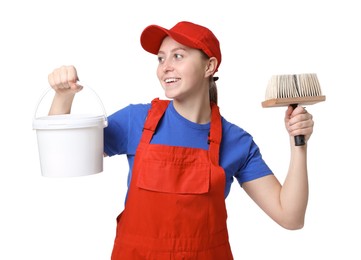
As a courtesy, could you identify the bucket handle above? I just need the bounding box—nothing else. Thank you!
[33,82,108,127]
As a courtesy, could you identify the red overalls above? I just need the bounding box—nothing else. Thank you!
[111,98,233,259]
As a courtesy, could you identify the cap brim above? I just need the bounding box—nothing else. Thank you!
[140,25,201,55]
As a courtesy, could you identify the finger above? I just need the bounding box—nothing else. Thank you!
[289,112,311,126]
[50,68,65,90]
[67,66,80,91]
[288,115,314,134]
[59,66,71,89]
[284,105,294,125]
[290,106,307,118]
[51,67,62,89]
[285,105,293,117]
[48,73,55,88]
[289,118,313,130]
[289,123,314,137]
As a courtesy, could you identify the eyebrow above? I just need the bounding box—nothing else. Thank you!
[158,47,187,55]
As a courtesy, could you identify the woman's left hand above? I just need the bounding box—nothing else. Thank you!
[284,105,314,144]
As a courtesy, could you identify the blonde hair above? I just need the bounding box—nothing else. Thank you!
[209,76,218,104]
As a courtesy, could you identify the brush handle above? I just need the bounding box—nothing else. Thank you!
[291,104,305,146]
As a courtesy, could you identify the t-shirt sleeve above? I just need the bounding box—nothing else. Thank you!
[104,103,150,156]
[235,138,273,185]
[222,122,273,186]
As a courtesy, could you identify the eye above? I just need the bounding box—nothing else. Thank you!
[174,53,183,60]
[157,56,165,63]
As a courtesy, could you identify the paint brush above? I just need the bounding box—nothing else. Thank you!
[261,73,326,146]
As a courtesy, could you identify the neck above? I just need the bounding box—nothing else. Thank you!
[173,98,211,124]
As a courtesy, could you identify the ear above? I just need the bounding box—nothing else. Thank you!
[205,57,218,77]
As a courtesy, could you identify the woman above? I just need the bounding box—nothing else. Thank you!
[48,21,313,259]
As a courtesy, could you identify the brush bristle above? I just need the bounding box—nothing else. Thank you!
[265,73,322,100]
[297,73,322,97]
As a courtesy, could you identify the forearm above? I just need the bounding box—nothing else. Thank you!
[48,93,75,115]
[280,139,309,227]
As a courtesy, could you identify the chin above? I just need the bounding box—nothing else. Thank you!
[164,90,177,100]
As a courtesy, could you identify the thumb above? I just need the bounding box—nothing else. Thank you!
[69,81,83,92]
[285,105,293,119]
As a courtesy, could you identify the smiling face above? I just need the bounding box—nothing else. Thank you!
[156,37,212,103]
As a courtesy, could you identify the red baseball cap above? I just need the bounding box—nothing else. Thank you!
[140,21,222,72]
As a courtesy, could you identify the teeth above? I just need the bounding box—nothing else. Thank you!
[165,78,177,83]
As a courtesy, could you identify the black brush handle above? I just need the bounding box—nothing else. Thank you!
[291,104,305,146]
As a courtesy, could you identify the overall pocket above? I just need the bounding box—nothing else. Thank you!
[137,145,210,194]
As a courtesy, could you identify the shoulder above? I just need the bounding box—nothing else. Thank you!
[221,116,251,142]
[127,102,152,114]
[108,102,151,120]
[220,116,261,156]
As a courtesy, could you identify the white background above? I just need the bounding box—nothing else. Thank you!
[1,0,360,259]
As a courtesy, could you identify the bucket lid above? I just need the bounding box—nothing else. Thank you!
[33,114,107,130]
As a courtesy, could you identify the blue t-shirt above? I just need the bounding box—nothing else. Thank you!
[104,101,272,198]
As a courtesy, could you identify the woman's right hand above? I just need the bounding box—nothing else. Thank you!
[48,65,83,95]
[48,65,83,115]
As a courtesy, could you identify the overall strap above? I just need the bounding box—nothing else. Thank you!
[140,98,170,144]
[208,102,222,166]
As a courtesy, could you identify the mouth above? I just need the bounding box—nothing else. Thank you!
[164,77,181,84]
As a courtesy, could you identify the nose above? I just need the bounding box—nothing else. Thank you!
[161,57,174,73]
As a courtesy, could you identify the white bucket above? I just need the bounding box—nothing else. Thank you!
[33,86,108,177]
